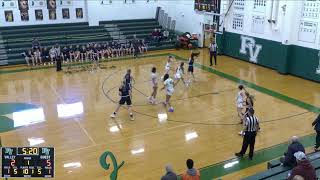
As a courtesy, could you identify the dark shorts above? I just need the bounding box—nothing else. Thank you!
[188,66,194,72]
[119,96,132,105]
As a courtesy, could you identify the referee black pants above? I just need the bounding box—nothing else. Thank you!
[240,131,257,158]
[209,51,217,66]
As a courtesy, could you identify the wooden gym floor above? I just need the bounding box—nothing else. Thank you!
[0,49,319,180]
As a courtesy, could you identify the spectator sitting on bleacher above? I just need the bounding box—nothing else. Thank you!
[32,38,41,50]
[151,28,158,40]
[41,47,49,65]
[158,29,163,41]
[182,159,200,180]
[161,164,177,180]
[287,151,316,180]
[163,29,169,40]
[49,46,56,64]
[281,136,305,167]
[23,49,34,66]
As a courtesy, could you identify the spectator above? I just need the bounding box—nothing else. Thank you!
[49,46,56,64]
[163,29,169,40]
[23,49,34,66]
[152,28,158,40]
[181,159,200,180]
[161,164,177,180]
[287,151,316,180]
[280,136,305,167]
[41,47,49,65]
[312,114,320,151]
[158,29,163,41]
[32,38,41,50]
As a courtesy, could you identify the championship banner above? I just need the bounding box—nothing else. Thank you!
[18,0,28,10]
[18,0,29,21]
[47,0,56,9]
[4,10,13,22]
[20,10,29,21]
[62,8,69,19]
[35,9,43,20]
[76,8,83,19]
[49,9,56,19]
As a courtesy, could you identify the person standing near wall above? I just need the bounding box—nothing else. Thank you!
[208,40,218,66]
[312,114,320,151]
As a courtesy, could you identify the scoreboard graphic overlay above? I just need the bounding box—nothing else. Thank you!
[194,0,221,13]
[1,147,54,178]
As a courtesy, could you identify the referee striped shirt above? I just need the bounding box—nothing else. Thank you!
[245,115,259,132]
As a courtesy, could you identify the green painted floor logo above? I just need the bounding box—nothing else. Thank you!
[99,151,125,180]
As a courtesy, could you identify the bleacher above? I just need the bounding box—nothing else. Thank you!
[99,19,175,50]
[0,19,175,65]
[243,151,320,180]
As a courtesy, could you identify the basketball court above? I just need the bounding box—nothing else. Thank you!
[0,49,319,179]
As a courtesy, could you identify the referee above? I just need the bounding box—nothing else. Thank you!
[235,108,260,160]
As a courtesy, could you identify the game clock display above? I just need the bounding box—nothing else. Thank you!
[194,0,221,13]
[1,147,54,178]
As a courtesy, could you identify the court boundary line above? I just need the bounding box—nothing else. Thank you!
[2,52,320,179]
[170,53,320,114]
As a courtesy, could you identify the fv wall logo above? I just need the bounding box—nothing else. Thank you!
[239,35,262,63]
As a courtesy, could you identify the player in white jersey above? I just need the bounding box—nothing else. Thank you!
[148,67,158,104]
[236,85,246,124]
[174,62,186,86]
[164,56,174,75]
[161,73,175,112]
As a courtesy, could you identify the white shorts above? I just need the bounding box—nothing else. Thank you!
[165,67,170,74]
[166,89,174,96]
[174,73,181,79]
[237,103,243,108]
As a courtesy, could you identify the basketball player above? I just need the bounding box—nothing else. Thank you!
[174,62,187,86]
[236,85,246,124]
[148,67,158,104]
[164,56,174,76]
[161,73,176,112]
[243,92,254,116]
[124,69,134,91]
[110,79,134,121]
[187,52,200,83]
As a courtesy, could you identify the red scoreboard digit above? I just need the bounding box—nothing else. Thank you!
[1,147,54,178]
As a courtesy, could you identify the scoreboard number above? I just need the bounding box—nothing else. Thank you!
[1,147,54,178]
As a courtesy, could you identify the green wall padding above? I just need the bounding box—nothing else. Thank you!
[217,32,320,82]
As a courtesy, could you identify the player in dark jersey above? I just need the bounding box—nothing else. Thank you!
[110,79,134,121]
[187,51,200,83]
[124,69,134,90]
